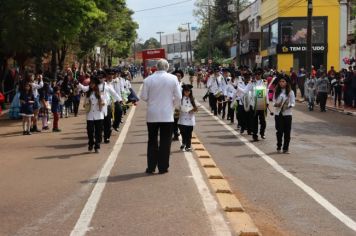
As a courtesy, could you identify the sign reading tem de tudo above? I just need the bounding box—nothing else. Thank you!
[277,44,327,54]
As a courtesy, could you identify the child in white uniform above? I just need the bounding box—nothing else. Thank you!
[178,84,198,152]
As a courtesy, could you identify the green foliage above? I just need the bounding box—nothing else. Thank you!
[0,0,137,71]
[143,38,161,49]
[194,0,250,62]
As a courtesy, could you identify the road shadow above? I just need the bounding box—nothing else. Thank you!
[125,141,147,145]
[62,136,88,141]
[35,152,90,160]
[0,131,26,138]
[81,172,153,184]
[43,143,87,149]
[293,121,356,137]
[209,142,244,147]
[207,135,237,140]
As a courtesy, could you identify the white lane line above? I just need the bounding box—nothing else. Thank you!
[70,85,142,236]
[197,102,356,232]
[182,141,232,236]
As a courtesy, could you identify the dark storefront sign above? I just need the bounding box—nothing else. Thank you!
[277,44,327,53]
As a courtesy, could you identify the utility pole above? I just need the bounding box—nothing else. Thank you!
[208,5,212,60]
[156,31,164,47]
[183,22,193,65]
[235,0,240,67]
[306,0,313,73]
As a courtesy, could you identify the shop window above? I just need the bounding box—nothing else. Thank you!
[271,22,278,46]
[261,25,270,50]
[280,18,326,45]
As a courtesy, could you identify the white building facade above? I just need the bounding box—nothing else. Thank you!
[161,29,198,68]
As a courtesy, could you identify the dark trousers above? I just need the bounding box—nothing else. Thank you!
[252,110,266,138]
[147,122,174,172]
[87,120,103,149]
[113,102,123,129]
[53,112,59,129]
[179,125,193,148]
[227,101,235,123]
[173,117,179,138]
[103,106,112,140]
[209,93,218,115]
[217,96,226,118]
[318,92,328,111]
[334,88,342,106]
[238,105,252,133]
[73,96,80,116]
[275,115,292,151]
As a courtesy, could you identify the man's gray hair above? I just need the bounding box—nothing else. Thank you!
[156,59,169,71]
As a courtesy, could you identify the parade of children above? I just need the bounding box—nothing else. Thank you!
[3,62,355,157]
[4,66,139,154]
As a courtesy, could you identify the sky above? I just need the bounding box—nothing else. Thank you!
[126,0,199,42]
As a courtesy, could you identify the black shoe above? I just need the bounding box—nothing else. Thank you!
[240,129,245,134]
[27,131,32,135]
[158,170,168,175]
[42,126,49,131]
[88,146,93,151]
[145,169,155,174]
[23,131,26,135]
[185,147,192,152]
[104,139,110,144]
[261,135,266,139]
[95,148,100,153]
[180,145,185,150]
[253,136,259,142]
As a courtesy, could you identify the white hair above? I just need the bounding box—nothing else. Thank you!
[156,59,169,71]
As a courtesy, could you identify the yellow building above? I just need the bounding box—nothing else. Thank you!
[260,0,341,72]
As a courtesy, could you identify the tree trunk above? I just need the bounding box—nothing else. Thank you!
[58,42,68,71]
[0,57,8,93]
[51,48,57,80]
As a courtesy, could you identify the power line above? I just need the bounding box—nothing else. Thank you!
[134,0,193,13]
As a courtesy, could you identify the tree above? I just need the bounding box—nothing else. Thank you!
[143,38,161,49]
[77,0,138,69]
[193,0,250,62]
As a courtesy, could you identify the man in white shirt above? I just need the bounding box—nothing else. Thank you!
[111,69,124,131]
[141,59,182,174]
[220,68,230,119]
[206,67,223,116]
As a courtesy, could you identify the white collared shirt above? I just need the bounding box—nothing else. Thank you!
[273,89,295,116]
[141,71,182,123]
[86,93,105,121]
[207,75,223,94]
[178,96,196,126]
[32,80,44,97]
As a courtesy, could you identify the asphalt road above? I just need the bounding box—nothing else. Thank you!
[191,79,356,236]
[1,76,356,236]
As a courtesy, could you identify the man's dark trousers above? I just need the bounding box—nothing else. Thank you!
[103,105,112,140]
[252,110,266,139]
[147,122,174,172]
[113,102,122,129]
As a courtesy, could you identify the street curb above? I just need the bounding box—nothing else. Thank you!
[191,133,261,236]
[296,99,356,116]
